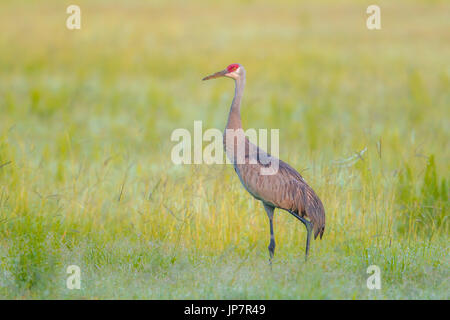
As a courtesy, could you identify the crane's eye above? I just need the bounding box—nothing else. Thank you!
[227,64,239,72]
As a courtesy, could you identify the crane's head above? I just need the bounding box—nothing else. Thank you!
[202,63,244,81]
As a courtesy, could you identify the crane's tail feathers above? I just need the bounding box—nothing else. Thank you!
[297,185,326,240]
[315,224,325,240]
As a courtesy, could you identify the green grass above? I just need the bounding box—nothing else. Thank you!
[0,0,449,299]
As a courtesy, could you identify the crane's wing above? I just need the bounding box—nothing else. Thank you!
[235,142,325,239]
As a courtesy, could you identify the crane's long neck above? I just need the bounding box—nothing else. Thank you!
[226,76,245,131]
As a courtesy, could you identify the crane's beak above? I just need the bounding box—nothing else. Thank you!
[202,69,228,81]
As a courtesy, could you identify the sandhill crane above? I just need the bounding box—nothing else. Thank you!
[203,63,325,262]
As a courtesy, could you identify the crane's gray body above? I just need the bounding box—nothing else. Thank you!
[205,63,325,261]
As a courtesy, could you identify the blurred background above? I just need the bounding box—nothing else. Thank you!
[0,0,448,299]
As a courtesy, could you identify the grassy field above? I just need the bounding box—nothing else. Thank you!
[0,0,448,299]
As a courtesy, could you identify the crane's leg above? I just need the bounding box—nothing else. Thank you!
[263,203,276,267]
[300,217,313,262]
[287,211,313,262]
